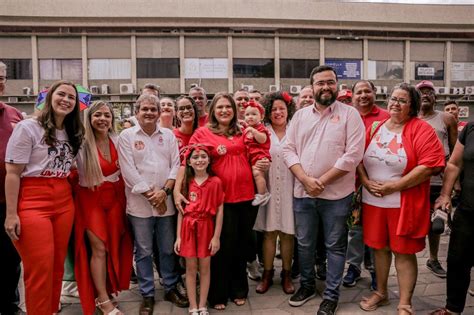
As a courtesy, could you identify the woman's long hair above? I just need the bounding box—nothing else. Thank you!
[37,80,84,156]
[207,92,241,137]
[81,101,116,188]
[181,147,213,198]
[175,95,199,132]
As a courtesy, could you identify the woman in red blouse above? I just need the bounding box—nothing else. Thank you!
[174,93,269,310]
[173,96,199,153]
[74,101,133,315]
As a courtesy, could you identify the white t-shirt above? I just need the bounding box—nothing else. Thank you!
[5,118,75,178]
[362,124,407,208]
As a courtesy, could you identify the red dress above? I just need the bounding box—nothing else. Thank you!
[179,176,224,258]
[74,140,133,315]
[243,123,272,165]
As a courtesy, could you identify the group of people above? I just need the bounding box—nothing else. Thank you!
[1,60,472,315]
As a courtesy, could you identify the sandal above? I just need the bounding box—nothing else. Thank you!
[198,307,210,315]
[359,291,390,311]
[188,308,199,315]
[398,304,415,314]
[233,298,246,306]
[95,298,123,315]
[212,303,226,310]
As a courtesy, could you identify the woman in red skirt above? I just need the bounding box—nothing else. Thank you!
[75,100,133,315]
[4,80,84,315]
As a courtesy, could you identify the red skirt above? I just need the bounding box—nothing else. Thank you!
[179,211,214,258]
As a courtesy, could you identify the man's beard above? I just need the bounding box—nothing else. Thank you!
[315,90,336,106]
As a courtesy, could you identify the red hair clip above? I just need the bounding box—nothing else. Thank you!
[243,100,265,116]
[182,143,213,161]
[281,91,292,104]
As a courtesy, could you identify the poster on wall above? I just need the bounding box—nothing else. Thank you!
[185,58,228,79]
[451,62,474,81]
[325,59,362,79]
[413,62,444,80]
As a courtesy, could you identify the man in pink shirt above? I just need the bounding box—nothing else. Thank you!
[0,61,23,315]
[283,65,365,315]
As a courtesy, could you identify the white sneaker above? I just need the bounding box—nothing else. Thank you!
[252,192,271,206]
[247,260,262,280]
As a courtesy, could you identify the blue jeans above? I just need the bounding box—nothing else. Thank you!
[294,194,352,301]
[128,214,180,297]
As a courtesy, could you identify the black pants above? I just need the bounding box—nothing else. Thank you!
[446,208,474,313]
[208,201,258,306]
[0,203,21,314]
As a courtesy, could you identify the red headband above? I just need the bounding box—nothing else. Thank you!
[282,91,292,104]
[182,143,213,162]
[243,100,265,116]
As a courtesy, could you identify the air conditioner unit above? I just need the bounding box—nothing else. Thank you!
[375,86,382,94]
[22,87,31,95]
[436,87,449,95]
[8,97,19,103]
[90,86,100,94]
[290,85,302,94]
[381,86,388,94]
[466,86,474,95]
[269,85,279,92]
[120,83,134,94]
[451,87,464,95]
[339,84,348,91]
[101,84,110,95]
[241,84,254,92]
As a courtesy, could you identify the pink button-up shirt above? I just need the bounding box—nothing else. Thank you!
[283,100,365,200]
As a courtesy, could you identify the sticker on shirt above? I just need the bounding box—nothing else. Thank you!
[189,191,198,202]
[134,140,145,150]
[157,135,164,145]
[177,138,183,148]
[330,114,340,123]
[216,144,227,155]
[40,141,74,178]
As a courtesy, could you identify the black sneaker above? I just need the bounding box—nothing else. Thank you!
[317,299,338,315]
[288,286,316,307]
[315,263,327,280]
[342,264,361,287]
[426,259,446,278]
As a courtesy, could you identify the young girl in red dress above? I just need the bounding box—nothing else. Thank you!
[243,100,272,206]
[174,144,224,315]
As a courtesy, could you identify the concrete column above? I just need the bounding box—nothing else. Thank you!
[81,35,88,88]
[131,34,137,90]
[275,35,280,89]
[180,35,185,94]
[363,38,369,80]
[319,37,325,65]
[445,41,452,88]
[404,40,410,83]
[227,35,233,92]
[31,35,39,94]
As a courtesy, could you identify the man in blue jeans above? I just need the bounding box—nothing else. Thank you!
[118,94,188,315]
[283,65,365,315]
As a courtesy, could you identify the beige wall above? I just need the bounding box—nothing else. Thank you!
[411,42,446,61]
[88,37,131,58]
[38,37,82,58]
[452,42,474,62]
[185,37,227,58]
[368,40,404,61]
[280,38,320,59]
[233,38,274,58]
[0,37,32,58]
[136,37,179,58]
[325,39,363,59]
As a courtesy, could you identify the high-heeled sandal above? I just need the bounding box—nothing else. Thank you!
[95,298,123,315]
[359,291,390,311]
[398,304,415,314]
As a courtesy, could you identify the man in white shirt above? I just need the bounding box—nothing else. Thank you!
[118,94,188,314]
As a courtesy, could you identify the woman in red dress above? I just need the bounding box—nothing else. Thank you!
[75,101,133,315]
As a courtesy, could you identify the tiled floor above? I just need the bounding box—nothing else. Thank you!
[58,235,473,314]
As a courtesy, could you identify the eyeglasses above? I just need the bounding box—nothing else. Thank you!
[0,76,7,83]
[389,97,409,105]
[313,80,337,87]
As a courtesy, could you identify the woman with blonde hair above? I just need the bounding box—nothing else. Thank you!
[74,100,133,315]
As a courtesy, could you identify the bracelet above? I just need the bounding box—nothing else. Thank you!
[162,186,171,196]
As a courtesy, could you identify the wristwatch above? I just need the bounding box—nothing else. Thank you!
[162,186,172,196]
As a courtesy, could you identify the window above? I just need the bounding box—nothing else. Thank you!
[413,61,444,80]
[280,59,319,78]
[88,59,131,80]
[137,58,180,78]
[368,61,404,80]
[40,59,82,80]
[1,59,32,80]
[233,58,274,78]
[325,59,362,80]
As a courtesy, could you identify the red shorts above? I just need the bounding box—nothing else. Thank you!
[179,213,214,258]
[362,203,425,254]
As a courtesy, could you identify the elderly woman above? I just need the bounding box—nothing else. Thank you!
[253,91,296,294]
[174,93,269,310]
[159,96,177,129]
[74,101,133,315]
[429,121,474,315]
[4,80,84,315]
[357,83,445,314]
[173,96,199,152]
